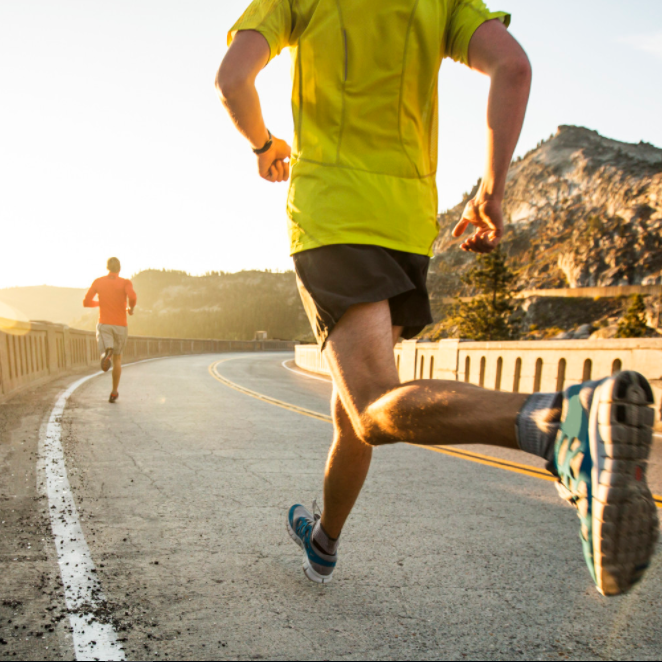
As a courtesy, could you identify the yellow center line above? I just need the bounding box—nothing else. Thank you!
[209,359,332,424]
[208,359,662,507]
[413,445,558,482]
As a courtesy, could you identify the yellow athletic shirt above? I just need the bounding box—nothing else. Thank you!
[228,0,510,256]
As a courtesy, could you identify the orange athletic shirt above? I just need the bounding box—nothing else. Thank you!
[83,273,137,327]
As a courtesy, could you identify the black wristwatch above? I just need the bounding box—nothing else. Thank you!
[253,130,273,155]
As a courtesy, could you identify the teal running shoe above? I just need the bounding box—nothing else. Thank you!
[287,504,336,584]
[554,370,659,596]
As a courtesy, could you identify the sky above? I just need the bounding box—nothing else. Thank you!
[1,0,661,289]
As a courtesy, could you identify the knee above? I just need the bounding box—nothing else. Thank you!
[333,396,392,447]
[356,387,418,446]
[355,411,394,447]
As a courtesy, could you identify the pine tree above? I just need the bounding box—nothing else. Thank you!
[616,294,649,338]
[451,248,521,341]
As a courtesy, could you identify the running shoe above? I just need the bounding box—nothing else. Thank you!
[287,504,336,584]
[100,348,113,372]
[109,391,119,404]
[554,370,659,596]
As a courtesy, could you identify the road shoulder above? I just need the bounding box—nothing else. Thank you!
[0,375,91,660]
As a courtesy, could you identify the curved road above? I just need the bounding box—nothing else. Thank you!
[8,352,662,660]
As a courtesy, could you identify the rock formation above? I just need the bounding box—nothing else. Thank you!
[431,125,662,294]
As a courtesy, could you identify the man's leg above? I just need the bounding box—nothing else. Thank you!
[322,300,658,596]
[320,391,372,540]
[318,302,525,545]
[324,300,528,449]
[97,325,113,372]
[320,327,402,539]
[112,355,122,394]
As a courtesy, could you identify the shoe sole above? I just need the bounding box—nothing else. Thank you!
[285,518,333,585]
[589,371,659,595]
[101,349,113,372]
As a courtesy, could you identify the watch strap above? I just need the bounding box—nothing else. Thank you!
[253,130,273,155]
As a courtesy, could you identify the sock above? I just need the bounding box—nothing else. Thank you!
[312,520,339,556]
[516,392,563,473]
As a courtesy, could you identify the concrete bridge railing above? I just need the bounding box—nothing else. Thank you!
[515,284,662,299]
[295,338,662,427]
[0,317,296,402]
[440,284,662,305]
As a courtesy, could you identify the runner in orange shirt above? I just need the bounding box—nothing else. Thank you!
[83,257,137,403]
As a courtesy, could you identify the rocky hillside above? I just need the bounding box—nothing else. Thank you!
[430,125,662,296]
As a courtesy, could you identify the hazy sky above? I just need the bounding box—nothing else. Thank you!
[1,0,661,289]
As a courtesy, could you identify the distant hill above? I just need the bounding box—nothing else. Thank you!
[70,269,313,342]
[1,271,313,342]
[0,285,88,325]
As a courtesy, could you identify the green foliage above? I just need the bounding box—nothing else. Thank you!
[450,248,522,341]
[616,294,649,338]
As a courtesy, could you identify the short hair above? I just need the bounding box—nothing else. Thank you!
[107,257,121,273]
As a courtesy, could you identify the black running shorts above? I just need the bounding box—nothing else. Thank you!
[293,244,433,348]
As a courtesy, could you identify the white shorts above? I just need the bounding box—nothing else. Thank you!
[96,324,128,356]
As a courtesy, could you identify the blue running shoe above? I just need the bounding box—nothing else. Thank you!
[554,370,659,596]
[287,504,337,584]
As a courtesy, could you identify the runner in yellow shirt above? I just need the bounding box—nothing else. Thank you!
[217,0,658,594]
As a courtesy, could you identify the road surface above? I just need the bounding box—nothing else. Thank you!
[2,352,662,661]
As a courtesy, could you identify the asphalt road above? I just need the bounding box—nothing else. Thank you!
[3,352,662,661]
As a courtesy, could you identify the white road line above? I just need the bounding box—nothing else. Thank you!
[281,359,331,383]
[36,356,175,661]
[38,372,125,661]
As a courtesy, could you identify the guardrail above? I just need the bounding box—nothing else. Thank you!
[439,285,662,305]
[295,338,662,426]
[516,285,662,299]
[0,317,296,402]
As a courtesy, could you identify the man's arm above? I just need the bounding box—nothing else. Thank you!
[216,31,291,183]
[452,19,532,253]
[126,281,137,316]
[83,283,99,308]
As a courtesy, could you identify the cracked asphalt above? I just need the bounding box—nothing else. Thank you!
[3,352,662,660]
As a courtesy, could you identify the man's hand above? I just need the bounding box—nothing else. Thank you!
[452,196,504,254]
[127,307,135,316]
[452,19,530,255]
[217,31,292,181]
[258,136,291,183]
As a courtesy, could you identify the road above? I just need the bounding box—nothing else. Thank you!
[2,352,662,661]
